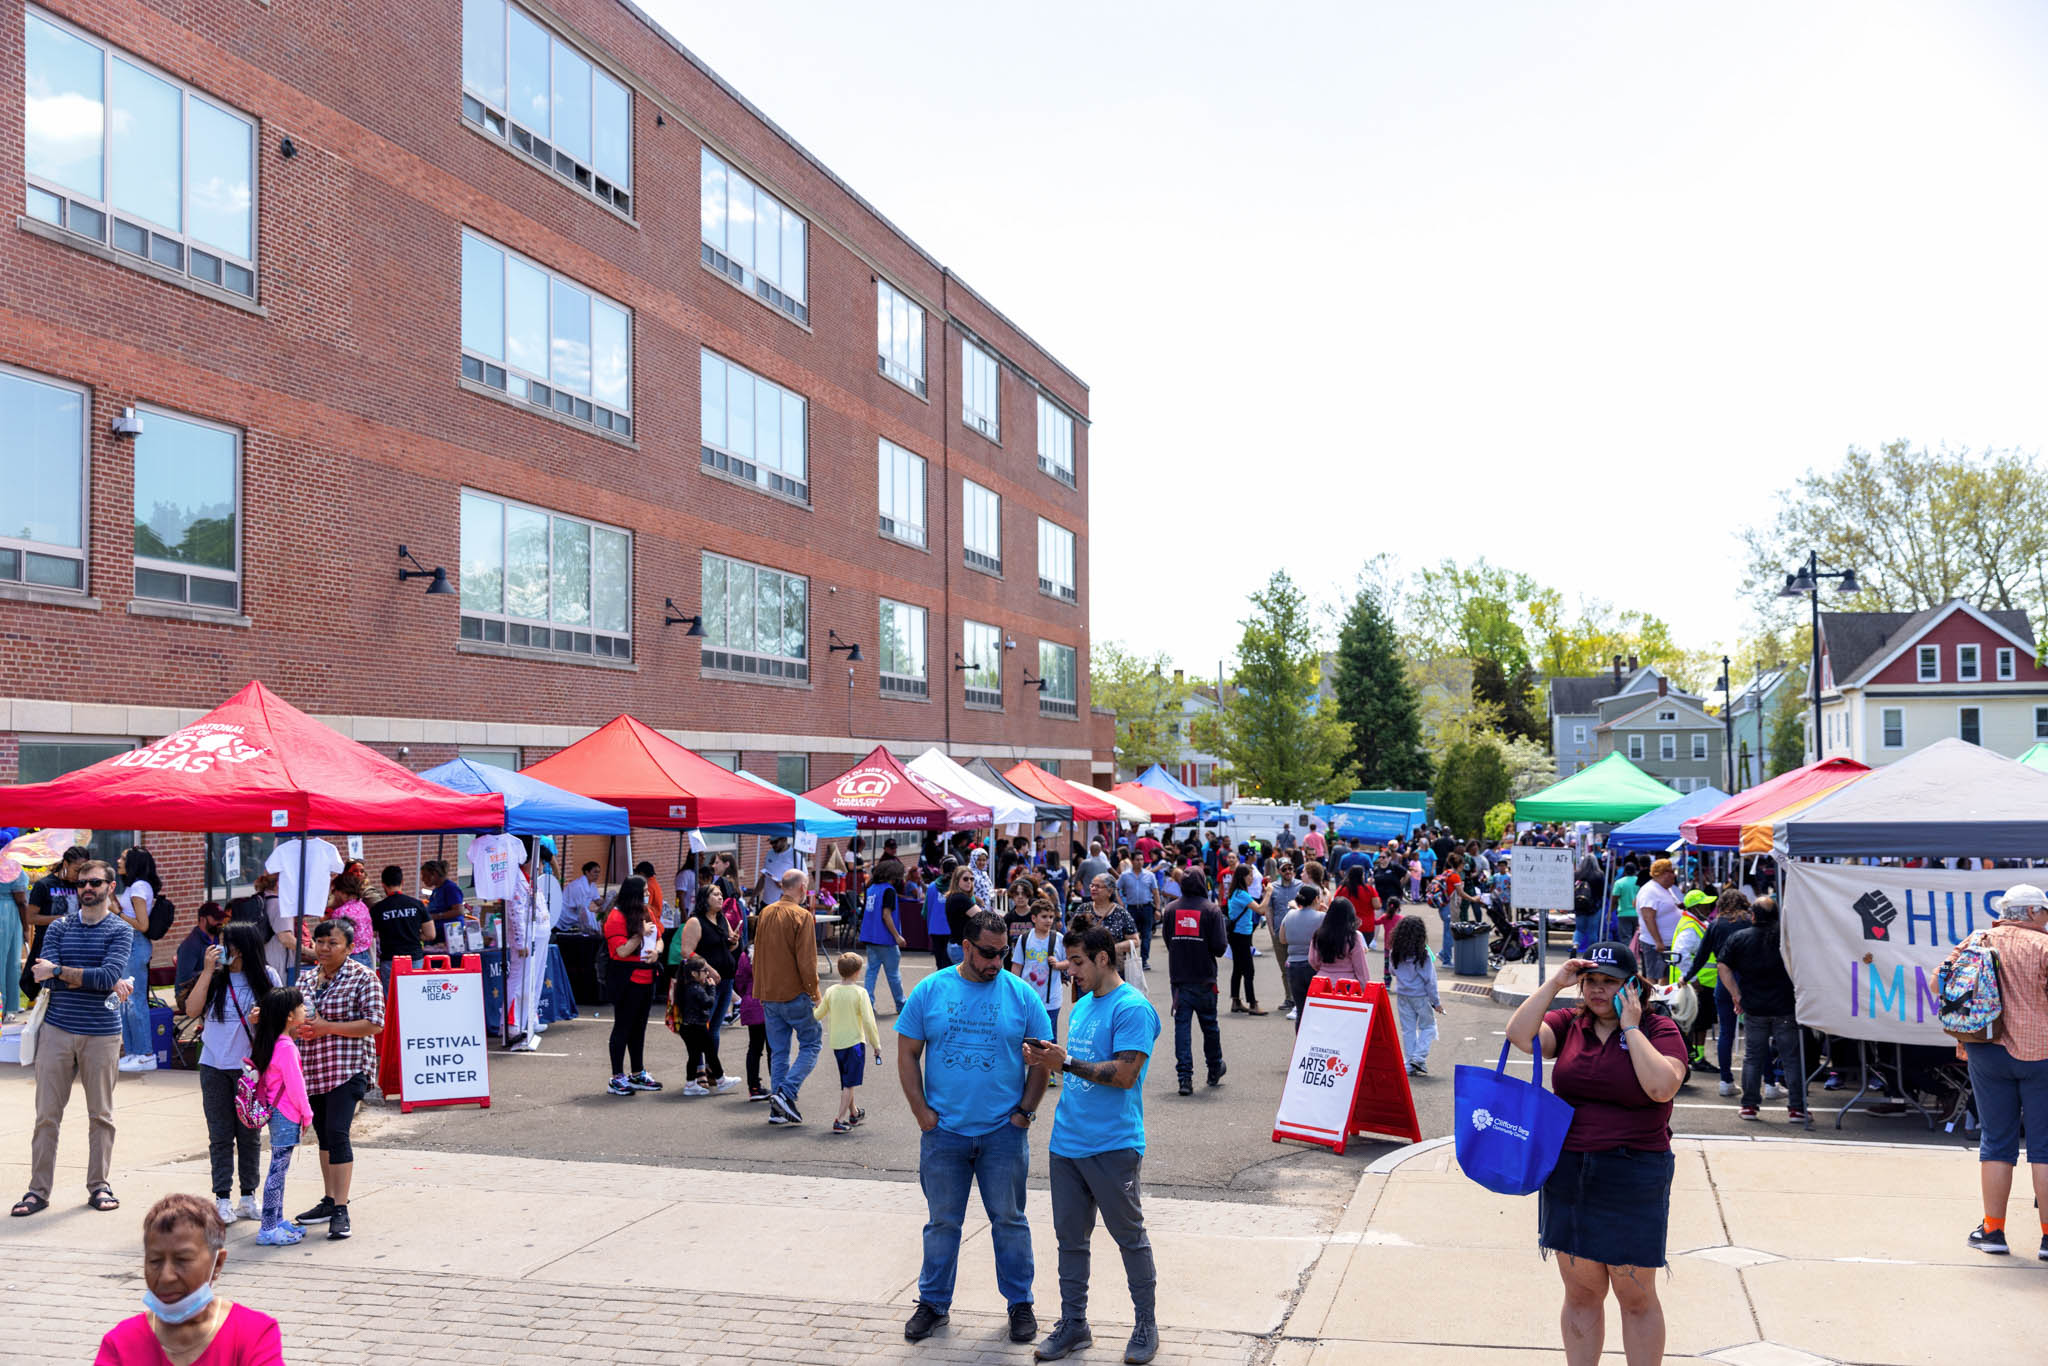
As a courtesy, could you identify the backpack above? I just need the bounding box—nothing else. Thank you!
[1936,933,2003,1043]
[145,891,177,942]
[234,1057,273,1128]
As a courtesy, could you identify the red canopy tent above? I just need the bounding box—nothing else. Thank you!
[519,715,794,829]
[0,681,504,834]
[1005,761,1117,823]
[1679,757,1870,848]
[803,746,992,830]
[1110,781,1197,825]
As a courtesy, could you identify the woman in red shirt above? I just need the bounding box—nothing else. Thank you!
[603,877,662,1098]
[1334,865,1381,951]
[1505,942,1688,1366]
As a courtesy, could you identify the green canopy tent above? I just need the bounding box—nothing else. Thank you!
[2020,743,2048,775]
[1514,752,1681,824]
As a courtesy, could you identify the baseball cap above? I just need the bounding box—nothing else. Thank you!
[1682,890,1714,909]
[1992,883,2048,918]
[1578,941,1639,982]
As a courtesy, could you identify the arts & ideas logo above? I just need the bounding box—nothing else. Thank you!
[423,979,460,1002]
[1294,1046,1351,1088]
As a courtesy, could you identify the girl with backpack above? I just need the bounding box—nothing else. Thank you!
[183,922,279,1227]
[243,987,315,1245]
[115,846,163,1073]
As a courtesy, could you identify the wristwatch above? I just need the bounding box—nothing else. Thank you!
[1012,1106,1036,1124]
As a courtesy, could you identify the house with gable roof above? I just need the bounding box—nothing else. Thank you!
[1814,599,2047,764]
[1548,657,1718,789]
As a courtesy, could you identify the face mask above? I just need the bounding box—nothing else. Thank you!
[144,1276,216,1325]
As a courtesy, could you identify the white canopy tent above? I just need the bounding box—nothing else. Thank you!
[906,748,1036,828]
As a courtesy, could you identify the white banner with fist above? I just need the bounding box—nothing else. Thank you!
[1782,861,2009,1045]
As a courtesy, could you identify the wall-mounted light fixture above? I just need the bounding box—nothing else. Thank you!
[1019,670,1048,692]
[828,630,863,663]
[279,136,298,159]
[663,597,706,636]
[953,651,973,672]
[397,545,454,595]
[111,407,143,436]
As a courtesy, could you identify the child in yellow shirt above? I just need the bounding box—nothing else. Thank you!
[814,952,883,1134]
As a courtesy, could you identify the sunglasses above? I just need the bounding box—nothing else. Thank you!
[963,938,1008,961]
[78,877,111,888]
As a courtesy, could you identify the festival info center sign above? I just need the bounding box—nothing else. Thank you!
[1272,978,1419,1155]
[1783,862,2007,1047]
[385,955,492,1113]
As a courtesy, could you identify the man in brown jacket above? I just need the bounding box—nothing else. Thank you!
[754,868,822,1126]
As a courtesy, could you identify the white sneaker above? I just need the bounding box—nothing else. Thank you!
[1719,1081,1739,1097]
[681,1081,711,1097]
[131,1055,157,1072]
[216,1197,238,1226]
[1285,1009,1299,1021]
[236,1194,260,1221]
[713,1076,740,1094]
[1763,1082,1787,1101]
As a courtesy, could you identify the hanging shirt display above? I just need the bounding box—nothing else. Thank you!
[266,838,343,931]
[469,834,527,901]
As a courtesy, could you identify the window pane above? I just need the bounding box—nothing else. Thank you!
[508,7,550,134]
[701,554,725,643]
[186,99,252,259]
[755,185,780,283]
[727,171,753,270]
[591,299,629,410]
[780,210,804,301]
[551,38,591,164]
[781,392,804,479]
[110,58,181,229]
[505,255,547,376]
[550,517,589,624]
[461,234,504,360]
[461,0,505,106]
[592,527,628,633]
[0,371,84,549]
[727,562,754,651]
[756,571,781,651]
[700,351,725,446]
[756,377,780,472]
[782,575,805,658]
[134,413,234,571]
[776,755,807,792]
[907,299,923,381]
[505,505,549,618]
[592,69,629,188]
[549,277,590,395]
[728,365,753,458]
[699,148,725,251]
[459,492,503,613]
[25,14,104,200]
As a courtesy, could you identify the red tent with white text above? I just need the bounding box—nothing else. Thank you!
[802,746,992,830]
[519,715,794,829]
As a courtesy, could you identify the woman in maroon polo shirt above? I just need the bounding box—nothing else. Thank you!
[1506,941,1688,1366]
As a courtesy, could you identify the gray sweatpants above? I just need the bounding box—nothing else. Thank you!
[1050,1148,1156,1320]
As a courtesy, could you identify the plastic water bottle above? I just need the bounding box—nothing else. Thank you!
[104,977,134,1012]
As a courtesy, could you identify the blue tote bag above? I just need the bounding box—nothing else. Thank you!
[1453,1035,1573,1196]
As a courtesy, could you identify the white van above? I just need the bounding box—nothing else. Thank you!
[1222,800,1314,849]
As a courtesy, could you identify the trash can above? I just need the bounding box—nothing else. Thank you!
[1450,921,1492,977]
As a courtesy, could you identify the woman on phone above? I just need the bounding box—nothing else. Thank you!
[603,877,661,1097]
[182,923,278,1227]
[1504,942,1688,1366]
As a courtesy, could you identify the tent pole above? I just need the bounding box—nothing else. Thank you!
[292,833,306,983]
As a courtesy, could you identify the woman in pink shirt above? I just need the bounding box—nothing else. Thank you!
[95,1192,285,1364]
[322,866,377,973]
[1309,899,1372,985]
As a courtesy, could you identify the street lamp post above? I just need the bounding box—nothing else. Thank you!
[1719,654,1735,791]
[1777,551,1861,763]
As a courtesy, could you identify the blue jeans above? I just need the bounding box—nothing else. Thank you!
[1713,982,1738,1084]
[1172,982,1223,1083]
[709,978,735,1054]
[1130,903,1156,969]
[1572,913,1600,955]
[863,941,906,1012]
[917,1120,1033,1310]
[121,933,154,1057]
[0,902,21,1014]
[1965,1042,2048,1166]
[1437,906,1454,965]
[762,996,822,1104]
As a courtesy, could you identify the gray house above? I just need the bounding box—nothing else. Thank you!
[1595,683,1724,792]
[1723,666,1791,787]
[1547,659,1686,777]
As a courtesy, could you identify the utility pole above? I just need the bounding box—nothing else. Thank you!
[1720,654,1735,791]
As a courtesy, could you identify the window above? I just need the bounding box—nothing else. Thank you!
[962,620,1002,708]
[459,490,631,659]
[876,278,926,397]
[1656,709,1676,722]
[698,751,738,852]
[1882,707,1904,748]
[1917,645,1938,681]
[1038,641,1078,719]
[0,366,87,591]
[1037,395,1075,486]
[133,408,239,610]
[1960,706,1982,746]
[962,480,1001,574]
[776,754,808,793]
[17,740,135,862]
[877,439,926,547]
[1659,734,1676,761]
[1037,518,1076,603]
[699,148,806,324]
[700,551,807,681]
[699,350,807,502]
[878,599,927,699]
[25,8,258,296]
[461,231,632,436]
[1691,733,1707,761]
[461,0,631,214]
[962,340,1000,440]
[1999,647,2017,681]
[2036,706,2048,740]
[1958,644,1981,682]
[1572,724,1587,744]
[1627,735,1644,761]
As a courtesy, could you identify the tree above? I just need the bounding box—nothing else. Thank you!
[1088,641,1193,776]
[1768,684,1807,776]
[1472,657,1543,744]
[1436,735,1510,838]
[1484,801,1517,842]
[1500,735,1558,799]
[1331,582,1432,790]
[1195,571,1354,805]
[1406,558,1537,668]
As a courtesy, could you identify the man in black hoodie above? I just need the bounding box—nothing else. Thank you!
[1161,869,1228,1096]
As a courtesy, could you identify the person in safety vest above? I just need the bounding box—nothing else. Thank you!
[1668,889,1720,1066]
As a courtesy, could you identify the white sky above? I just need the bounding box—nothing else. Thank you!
[645,0,2048,674]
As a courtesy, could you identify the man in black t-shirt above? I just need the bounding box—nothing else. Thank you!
[1716,898,1807,1120]
[370,865,429,965]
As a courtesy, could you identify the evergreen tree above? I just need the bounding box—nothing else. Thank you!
[1768,685,1808,775]
[1436,736,1510,838]
[1472,657,1544,744]
[1332,583,1433,790]
[1192,571,1354,805]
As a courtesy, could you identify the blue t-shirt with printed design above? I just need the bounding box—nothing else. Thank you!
[896,966,1052,1136]
[1050,982,1160,1159]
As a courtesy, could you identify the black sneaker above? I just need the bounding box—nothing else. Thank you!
[1207,1061,1228,1088]
[1008,1302,1038,1343]
[295,1196,335,1224]
[1124,1314,1159,1364]
[1035,1317,1093,1361]
[904,1301,949,1341]
[770,1092,803,1125]
[1969,1222,2009,1254]
[326,1205,351,1240]
[1177,1079,1193,1096]
[2038,1234,2048,1262]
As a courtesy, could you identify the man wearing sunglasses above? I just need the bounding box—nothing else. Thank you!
[15,860,132,1218]
[897,910,1054,1347]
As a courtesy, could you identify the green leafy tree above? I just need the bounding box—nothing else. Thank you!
[1194,571,1354,805]
[1768,683,1808,776]
[1088,641,1193,776]
[1472,657,1543,744]
[1484,801,1516,842]
[1500,735,1558,799]
[1436,735,1510,838]
[1331,582,1432,790]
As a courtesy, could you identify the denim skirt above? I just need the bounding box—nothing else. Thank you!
[1538,1146,1675,1268]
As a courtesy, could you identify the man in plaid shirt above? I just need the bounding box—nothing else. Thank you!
[294,918,384,1241]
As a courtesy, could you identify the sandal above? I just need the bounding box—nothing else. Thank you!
[10,1193,48,1217]
[87,1189,120,1212]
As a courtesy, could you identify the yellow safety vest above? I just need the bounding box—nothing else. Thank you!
[1671,911,1716,987]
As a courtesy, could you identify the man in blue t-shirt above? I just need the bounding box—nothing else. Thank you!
[1023,925,1162,1364]
[895,909,1053,1348]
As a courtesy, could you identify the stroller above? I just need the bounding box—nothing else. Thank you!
[1483,893,1539,971]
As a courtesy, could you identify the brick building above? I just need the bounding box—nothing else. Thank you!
[1,0,1092,935]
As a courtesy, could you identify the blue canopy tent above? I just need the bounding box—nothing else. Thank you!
[1605,785,1729,856]
[1134,764,1224,821]
[420,757,631,833]
[706,768,857,838]
[1313,802,1426,842]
